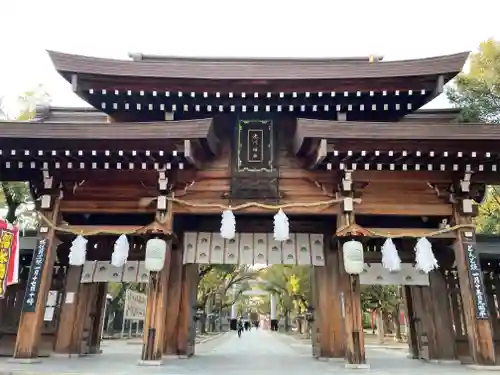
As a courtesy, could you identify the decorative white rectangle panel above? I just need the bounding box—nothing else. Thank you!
[360,263,429,286]
[81,261,96,283]
[181,232,324,266]
[195,232,212,264]
[137,261,150,283]
[209,233,225,264]
[122,261,139,282]
[282,234,297,265]
[295,233,312,265]
[239,233,254,264]
[92,261,123,283]
[267,233,282,265]
[310,234,325,266]
[183,232,198,264]
[225,235,239,264]
[253,233,268,265]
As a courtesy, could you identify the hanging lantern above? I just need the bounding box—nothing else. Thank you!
[415,237,438,273]
[220,209,236,239]
[273,209,289,241]
[111,234,130,267]
[145,238,167,272]
[342,240,364,274]
[381,238,402,272]
[69,235,87,266]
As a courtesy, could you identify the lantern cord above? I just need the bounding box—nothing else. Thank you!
[335,223,476,238]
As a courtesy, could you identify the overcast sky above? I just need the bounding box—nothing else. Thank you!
[1,0,500,113]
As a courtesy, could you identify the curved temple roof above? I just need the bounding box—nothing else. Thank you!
[47,50,470,81]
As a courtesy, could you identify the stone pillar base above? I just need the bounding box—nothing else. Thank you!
[137,359,163,366]
[345,363,370,369]
[7,358,42,364]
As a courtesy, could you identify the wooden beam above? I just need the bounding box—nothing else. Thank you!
[309,139,327,169]
[336,227,456,239]
[60,200,156,214]
[352,170,454,183]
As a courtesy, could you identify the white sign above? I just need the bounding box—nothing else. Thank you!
[123,290,147,320]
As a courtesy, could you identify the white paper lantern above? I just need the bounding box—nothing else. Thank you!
[342,240,364,275]
[145,238,167,272]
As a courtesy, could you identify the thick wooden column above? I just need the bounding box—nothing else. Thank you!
[403,286,419,359]
[177,263,198,357]
[54,265,84,355]
[337,212,367,368]
[311,242,345,359]
[453,204,496,366]
[163,247,183,356]
[141,244,172,363]
[426,270,457,360]
[88,283,107,354]
[13,192,61,361]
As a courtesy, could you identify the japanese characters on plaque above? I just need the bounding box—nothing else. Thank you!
[237,120,273,172]
[464,242,489,320]
[0,228,15,298]
[22,239,48,312]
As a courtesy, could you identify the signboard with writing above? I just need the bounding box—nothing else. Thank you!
[464,242,489,320]
[22,239,48,312]
[0,228,15,298]
[123,289,147,320]
[237,119,273,172]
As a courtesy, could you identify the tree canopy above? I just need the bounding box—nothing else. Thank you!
[447,39,500,234]
[447,39,500,123]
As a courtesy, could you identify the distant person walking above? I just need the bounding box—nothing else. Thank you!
[237,319,244,338]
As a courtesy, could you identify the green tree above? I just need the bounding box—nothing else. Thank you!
[196,264,258,333]
[261,265,311,332]
[447,39,500,235]
[447,39,500,123]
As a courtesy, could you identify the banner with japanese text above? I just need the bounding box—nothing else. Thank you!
[0,219,19,299]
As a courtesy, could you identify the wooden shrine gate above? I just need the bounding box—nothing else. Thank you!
[3,48,500,370]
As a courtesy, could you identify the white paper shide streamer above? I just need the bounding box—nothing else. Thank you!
[415,237,438,273]
[111,234,130,267]
[69,235,87,266]
[381,238,402,272]
[273,209,289,241]
[220,209,236,239]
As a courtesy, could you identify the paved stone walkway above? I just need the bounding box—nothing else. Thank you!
[0,329,497,374]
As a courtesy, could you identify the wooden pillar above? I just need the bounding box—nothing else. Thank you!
[13,189,61,361]
[163,247,183,356]
[141,245,172,362]
[403,286,419,359]
[337,211,367,367]
[54,265,84,355]
[311,242,345,358]
[453,204,496,366]
[177,263,198,357]
[88,283,107,354]
[427,270,457,360]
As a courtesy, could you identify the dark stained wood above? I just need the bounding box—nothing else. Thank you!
[48,50,468,81]
[312,244,345,358]
[296,119,500,141]
[13,198,61,360]
[337,213,366,365]
[54,266,83,355]
[453,206,496,365]
[177,264,198,357]
[163,248,184,356]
